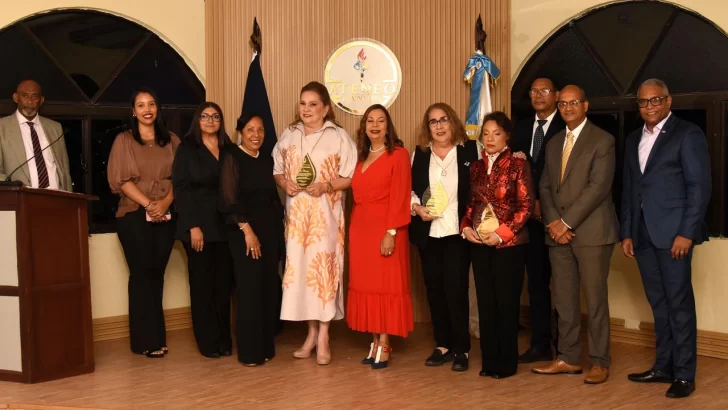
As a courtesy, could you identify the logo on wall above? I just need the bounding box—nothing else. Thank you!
[324,39,402,116]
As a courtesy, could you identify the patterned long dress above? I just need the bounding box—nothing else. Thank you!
[273,121,357,321]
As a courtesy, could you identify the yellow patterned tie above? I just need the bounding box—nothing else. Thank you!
[561,131,575,182]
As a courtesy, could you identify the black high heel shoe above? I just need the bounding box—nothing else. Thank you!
[371,345,392,370]
[143,348,165,359]
[361,343,378,365]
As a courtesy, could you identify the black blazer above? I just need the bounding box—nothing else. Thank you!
[172,139,228,242]
[408,139,479,249]
[511,112,565,199]
[620,114,711,249]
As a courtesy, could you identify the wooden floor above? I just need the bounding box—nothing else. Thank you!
[2,323,728,409]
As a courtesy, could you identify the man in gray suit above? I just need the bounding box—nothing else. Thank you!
[0,80,72,191]
[532,85,619,384]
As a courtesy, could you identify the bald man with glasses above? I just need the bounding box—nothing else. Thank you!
[620,78,711,399]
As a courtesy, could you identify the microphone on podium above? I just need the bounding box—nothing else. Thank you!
[1,128,69,187]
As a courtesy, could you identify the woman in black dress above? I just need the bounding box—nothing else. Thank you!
[172,102,233,358]
[220,112,285,366]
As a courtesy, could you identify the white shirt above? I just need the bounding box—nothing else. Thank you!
[639,112,671,173]
[563,117,587,150]
[411,146,460,238]
[15,110,59,189]
[530,110,558,157]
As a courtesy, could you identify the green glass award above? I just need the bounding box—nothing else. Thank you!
[296,153,317,188]
[422,180,449,217]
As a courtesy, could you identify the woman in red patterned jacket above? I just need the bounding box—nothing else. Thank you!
[461,111,534,379]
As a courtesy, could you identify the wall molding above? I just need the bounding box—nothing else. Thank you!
[92,307,192,342]
[520,306,728,360]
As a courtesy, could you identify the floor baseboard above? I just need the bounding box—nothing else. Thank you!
[92,307,192,342]
[519,306,728,360]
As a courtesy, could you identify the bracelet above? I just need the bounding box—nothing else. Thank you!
[326,181,334,193]
[239,222,249,231]
[144,202,153,209]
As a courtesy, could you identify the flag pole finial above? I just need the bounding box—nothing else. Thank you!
[250,17,262,54]
[475,14,486,53]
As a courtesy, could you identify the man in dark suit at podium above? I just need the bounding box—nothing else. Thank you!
[0,79,72,191]
[511,77,565,363]
[621,79,711,399]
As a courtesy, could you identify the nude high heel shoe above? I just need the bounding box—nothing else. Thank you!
[293,342,316,359]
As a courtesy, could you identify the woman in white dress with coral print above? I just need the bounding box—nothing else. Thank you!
[273,81,357,365]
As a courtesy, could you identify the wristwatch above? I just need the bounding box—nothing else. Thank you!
[387,229,397,236]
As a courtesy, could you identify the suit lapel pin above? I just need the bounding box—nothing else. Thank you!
[464,161,470,166]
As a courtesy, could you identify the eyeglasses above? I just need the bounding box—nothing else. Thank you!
[557,100,584,108]
[428,116,450,127]
[529,89,555,97]
[200,113,221,122]
[636,96,669,108]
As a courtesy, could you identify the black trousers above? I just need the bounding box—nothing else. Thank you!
[419,235,471,355]
[182,241,233,355]
[635,215,697,381]
[117,207,176,354]
[471,244,525,375]
[524,219,554,351]
[229,230,282,365]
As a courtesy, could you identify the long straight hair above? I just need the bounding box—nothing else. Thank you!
[184,101,231,148]
[129,86,172,147]
[356,104,403,161]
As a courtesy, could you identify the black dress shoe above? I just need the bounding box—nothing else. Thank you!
[202,352,221,359]
[425,349,454,367]
[518,347,553,364]
[452,354,469,372]
[628,369,674,383]
[479,370,495,377]
[491,371,516,379]
[219,349,232,357]
[666,380,694,398]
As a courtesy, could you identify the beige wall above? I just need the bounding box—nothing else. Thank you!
[0,0,206,82]
[512,0,728,333]
[1,1,205,319]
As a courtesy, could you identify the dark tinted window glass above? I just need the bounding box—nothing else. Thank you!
[99,37,204,105]
[0,25,87,103]
[91,119,127,232]
[24,12,147,100]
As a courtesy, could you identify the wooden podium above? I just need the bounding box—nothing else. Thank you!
[0,186,96,383]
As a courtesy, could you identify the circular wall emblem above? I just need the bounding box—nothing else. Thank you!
[324,39,403,116]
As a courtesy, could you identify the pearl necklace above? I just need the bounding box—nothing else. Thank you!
[239,145,259,158]
[369,144,386,152]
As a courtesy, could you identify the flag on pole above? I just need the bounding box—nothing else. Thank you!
[463,14,500,141]
[240,17,277,158]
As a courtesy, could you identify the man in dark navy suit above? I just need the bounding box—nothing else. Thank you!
[620,79,711,399]
[511,77,565,363]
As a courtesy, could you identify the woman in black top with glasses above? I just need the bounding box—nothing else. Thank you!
[173,102,233,358]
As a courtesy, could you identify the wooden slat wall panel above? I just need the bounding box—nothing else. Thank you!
[206,0,511,323]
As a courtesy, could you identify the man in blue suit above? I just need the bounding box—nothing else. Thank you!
[620,78,711,399]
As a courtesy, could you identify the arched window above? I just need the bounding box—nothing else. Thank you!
[0,10,204,233]
[512,1,728,236]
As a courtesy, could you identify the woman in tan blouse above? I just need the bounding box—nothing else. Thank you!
[108,87,180,358]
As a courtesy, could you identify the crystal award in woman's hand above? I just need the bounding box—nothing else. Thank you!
[475,203,499,239]
[296,153,317,188]
[422,180,449,217]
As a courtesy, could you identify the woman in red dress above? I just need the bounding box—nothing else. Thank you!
[347,104,413,369]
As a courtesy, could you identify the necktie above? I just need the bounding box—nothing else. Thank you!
[560,131,574,182]
[532,119,547,162]
[27,121,49,188]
